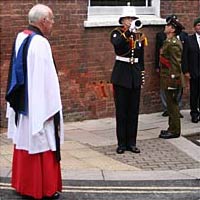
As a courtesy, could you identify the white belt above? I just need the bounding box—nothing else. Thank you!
[116,56,138,63]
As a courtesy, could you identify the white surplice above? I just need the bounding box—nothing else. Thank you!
[6,32,64,154]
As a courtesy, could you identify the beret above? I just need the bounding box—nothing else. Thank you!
[193,17,200,27]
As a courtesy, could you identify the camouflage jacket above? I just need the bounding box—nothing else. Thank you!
[160,36,185,89]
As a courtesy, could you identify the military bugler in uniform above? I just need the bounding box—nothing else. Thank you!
[110,8,147,154]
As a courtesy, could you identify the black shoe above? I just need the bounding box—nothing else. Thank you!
[21,195,34,199]
[159,130,168,138]
[52,192,60,199]
[126,146,140,153]
[162,111,168,117]
[159,131,180,139]
[191,117,198,123]
[44,192,60,199]
[116,147,125,154]
[160,130,168,134]
[179,113,184,118]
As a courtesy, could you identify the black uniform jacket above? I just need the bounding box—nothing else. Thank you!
[182,34,200,79]
[110,27,145,89]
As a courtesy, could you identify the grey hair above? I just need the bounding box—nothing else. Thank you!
[28,4,51,24]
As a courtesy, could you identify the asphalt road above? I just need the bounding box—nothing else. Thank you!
[0,179,200,200]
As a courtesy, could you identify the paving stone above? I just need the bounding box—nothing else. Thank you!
[91,138,200,171]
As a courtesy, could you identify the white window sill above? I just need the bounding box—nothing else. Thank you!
[84,5,164,28]
[84,15,166,27]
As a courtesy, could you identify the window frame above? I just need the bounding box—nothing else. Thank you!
[89,0,152,7]
[84,0,165,28]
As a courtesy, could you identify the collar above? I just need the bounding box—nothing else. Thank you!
[27,25,44,36]
[195,32,200,37]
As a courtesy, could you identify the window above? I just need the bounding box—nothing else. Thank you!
[84,0,165,27]
[90,0,152,6]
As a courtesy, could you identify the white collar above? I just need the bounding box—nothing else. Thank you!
[195,33,200,39]
[195,33,200,48]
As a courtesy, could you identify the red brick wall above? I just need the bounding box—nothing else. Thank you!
[161,0,200,33]
[0,0,199,127]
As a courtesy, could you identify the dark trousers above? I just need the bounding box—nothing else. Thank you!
[190,77,200,118]
[113,84,141,148]
[165,89,180,134]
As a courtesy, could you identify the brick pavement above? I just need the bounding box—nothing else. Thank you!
[91,138,200,171]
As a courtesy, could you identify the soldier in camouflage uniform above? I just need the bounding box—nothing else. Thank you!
[159,18,185,139]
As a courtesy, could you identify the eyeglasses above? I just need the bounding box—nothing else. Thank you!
[45,16,55,22]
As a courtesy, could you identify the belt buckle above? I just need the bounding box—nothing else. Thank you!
[130,57,134,64]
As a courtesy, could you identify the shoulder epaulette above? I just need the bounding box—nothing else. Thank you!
[135,32,148,46]
[110,28,129,41]
[140,33,148,46]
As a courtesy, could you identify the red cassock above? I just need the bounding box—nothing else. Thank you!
[12,147,62,199]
